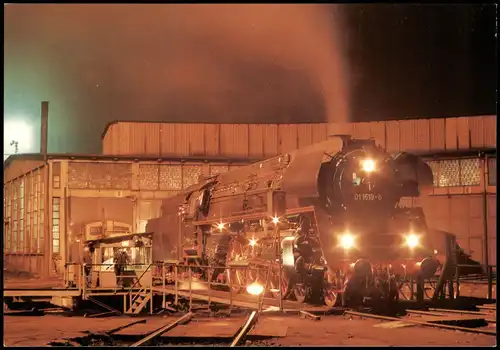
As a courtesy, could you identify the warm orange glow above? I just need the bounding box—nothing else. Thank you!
[405,234,420,249]
[339,233,355,250]
[272,216,280,224]
[246,282,264,296]
[361,159,376,172]
[249,238,258,247]
[217,223,225,231]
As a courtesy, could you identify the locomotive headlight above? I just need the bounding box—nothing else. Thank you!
[405,234,420,249]
[361,159,376,173]
[339,233,355,250]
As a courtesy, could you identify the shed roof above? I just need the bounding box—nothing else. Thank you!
[3,152,260,170]
[100,115,494,140]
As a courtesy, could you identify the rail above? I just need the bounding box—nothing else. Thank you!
[345,310,496,336]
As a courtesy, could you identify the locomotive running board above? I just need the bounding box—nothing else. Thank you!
[192,206,316,226]
[227,261,251,267]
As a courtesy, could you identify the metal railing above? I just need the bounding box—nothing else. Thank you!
[63,261,279,314]
[61,261,496,315]
[455,264,496,300]
[153,261,282,313]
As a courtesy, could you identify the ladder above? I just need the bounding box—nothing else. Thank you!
[125,286,151,314]
[124,264,153,314]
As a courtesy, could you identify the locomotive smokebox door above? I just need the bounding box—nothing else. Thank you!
[267,191,286,218]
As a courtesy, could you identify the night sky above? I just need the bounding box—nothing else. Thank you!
[4,4,497,155]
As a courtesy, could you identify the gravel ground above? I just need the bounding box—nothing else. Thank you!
[3,314,496,347]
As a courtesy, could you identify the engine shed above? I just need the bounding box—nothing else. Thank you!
[3,115,496,279]
[3,153,251,277]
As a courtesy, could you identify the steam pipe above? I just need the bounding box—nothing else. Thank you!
[41,101,50,276]
[41,101,49,160]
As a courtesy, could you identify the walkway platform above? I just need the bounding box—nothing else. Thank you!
[3,288,81,298]
[152,286,328,312]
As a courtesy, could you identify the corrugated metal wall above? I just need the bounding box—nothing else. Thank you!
[422,195,496,265]
[398,154,496,266]
[102,116,496,157]
[3,167,47,276]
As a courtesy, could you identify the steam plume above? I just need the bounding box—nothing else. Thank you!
[5,4,350,127]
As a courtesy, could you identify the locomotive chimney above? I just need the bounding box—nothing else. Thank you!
[329,134,353,148]
[40,101,49,160]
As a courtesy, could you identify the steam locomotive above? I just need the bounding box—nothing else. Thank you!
[147,135,458,307]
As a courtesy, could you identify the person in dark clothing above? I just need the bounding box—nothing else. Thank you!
[82,246,93,287]
[114,249,130,288]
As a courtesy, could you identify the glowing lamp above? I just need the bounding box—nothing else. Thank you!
[217,223,225,231]
[272,216,280,224]
[249,238,258,247]
[339,233,355,250]
[405,234,420,249]
[361,159,376,173]
[246,282,264,296]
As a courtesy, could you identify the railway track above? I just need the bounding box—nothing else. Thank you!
[46,303,495,346]
[344,303,496,337]
[49,309,277,347]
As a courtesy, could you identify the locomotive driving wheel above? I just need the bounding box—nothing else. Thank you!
[293,284,307,303]
[324,270,342,307]
[225,238,250,294]
[324,288,339,307]
[270,268,289,300]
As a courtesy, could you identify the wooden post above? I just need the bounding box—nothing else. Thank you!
[482,155,489,271]
[276,225,283,312]
[150,285,153,315]
[487,266,493,300]
[174,264,179,306]
[162,263,166,308]
[229,266,233,313]
[208,265,211,310]
[82,264,86,300]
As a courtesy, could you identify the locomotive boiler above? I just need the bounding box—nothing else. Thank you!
[147,135,452,307]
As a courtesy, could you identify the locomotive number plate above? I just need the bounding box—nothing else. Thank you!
[354,193,383,201]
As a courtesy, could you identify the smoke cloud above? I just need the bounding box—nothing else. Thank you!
[5,4,350,138]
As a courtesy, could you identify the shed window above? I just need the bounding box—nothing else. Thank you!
[52,162,61,189]
[488,157,496,186]
[52,197,60,254]
[427,158,480,187]
[19,179,25,252]
[12,183,18,253]
[4,184,11,253]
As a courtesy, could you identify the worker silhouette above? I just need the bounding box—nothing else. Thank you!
[82,245,94,287]
[114,249,130,288]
